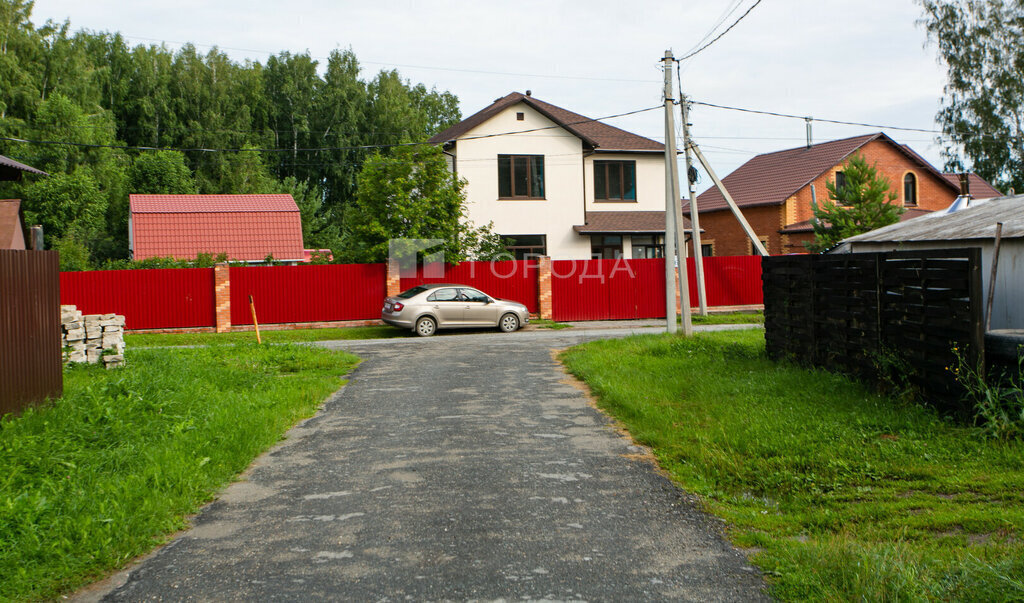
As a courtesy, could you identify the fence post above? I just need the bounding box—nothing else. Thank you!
[214,263,231,333]
[386,258,401,298]
[538,256,553,320]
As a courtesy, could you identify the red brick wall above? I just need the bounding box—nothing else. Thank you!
[790,140,958,225]
[696,205,785,257]
[694,140,961,256]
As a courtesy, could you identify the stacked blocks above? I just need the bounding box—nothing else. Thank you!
[61,305,126,368]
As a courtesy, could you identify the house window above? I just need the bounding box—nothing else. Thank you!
[498,155,545,199]
[516,112,525,121]
[747,236,769,256]
[500,234,546,259]
[630,235,664,259]
[594,160,636,201]
[903,173,918,205]
[700,242,714,257]
[591,235,623,259]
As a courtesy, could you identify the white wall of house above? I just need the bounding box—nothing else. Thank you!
[584,152,665,212]
[453,102,591,259]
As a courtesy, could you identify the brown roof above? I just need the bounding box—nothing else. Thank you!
[688,133,960,214]
[573,211,694,234]
[780,207,933,234]
[940,173,1003,199]
[0,200,26,250]
[0,155,48,180]
[429,92,663,152]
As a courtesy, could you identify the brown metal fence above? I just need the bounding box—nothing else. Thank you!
[1,250,62,416]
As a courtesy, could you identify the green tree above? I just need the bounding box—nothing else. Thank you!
[919,0,1023,193]
[128,150,197,194]
[805,154,904,252]
[20,170,107,246]
[342,145,502,263]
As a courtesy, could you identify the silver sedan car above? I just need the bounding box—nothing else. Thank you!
[381,283,530,337]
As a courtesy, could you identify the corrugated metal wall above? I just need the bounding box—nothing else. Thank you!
[1,250,62,416]
[61,268,215,330]
[551,256,763,322]
[230,263,387,325]
[399,260,539,313]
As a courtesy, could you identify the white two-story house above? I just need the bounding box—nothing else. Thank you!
[430,91,684,260]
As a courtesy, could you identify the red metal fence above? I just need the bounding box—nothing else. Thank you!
[1,250,62,415]
[60,268,215,330]
[230,263,386,325]
[551,256,762,322]
[399,260,539,313]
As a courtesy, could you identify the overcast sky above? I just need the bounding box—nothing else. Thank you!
[29,0,950,193]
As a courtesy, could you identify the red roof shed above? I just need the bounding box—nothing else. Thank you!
[129,194,306,262]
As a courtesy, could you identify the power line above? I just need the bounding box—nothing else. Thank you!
[690,99,943,134]
[0,106,663,153]
[677,0,763,62]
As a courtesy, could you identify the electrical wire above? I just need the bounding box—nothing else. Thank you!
[690,99,943,134]
[677,0,763,62]
[0,106,662,153]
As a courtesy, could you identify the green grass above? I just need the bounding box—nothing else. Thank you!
[531,319,572,330]
[561,331,1024,601]
[0,344,359,601]
[126,325,408,347]
[689,310,764,325]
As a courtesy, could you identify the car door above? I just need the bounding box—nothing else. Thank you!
[426,287,465,326]
[460,288,499,326]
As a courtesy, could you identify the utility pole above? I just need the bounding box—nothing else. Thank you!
[662,51,678,334]
[679,93,707,315]
[689,142,768,256]
[662,50,693,335]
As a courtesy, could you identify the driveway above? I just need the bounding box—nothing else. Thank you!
[89,326,767,601]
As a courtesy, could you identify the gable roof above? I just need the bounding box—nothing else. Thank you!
[689,133,960,214]
[940,173,1003,199]
[129,194,305,261]
[429,92,663,152]
[843,194,1024,244]
[0,200,26,250]
[0,155,48,181]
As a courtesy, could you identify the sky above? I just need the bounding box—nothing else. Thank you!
[28,0,951,194]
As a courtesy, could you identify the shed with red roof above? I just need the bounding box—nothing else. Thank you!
[129,194,306,262]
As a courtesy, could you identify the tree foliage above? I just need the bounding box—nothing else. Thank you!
[342,145,503,263]
[919,0,1023,193]
[805,154,904,252]
[0,1,461,266]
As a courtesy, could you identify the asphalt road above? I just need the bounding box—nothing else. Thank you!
[88,325,767,602]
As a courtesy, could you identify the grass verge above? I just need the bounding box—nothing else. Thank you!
[560,331,1024,600]
[531,319,572,330]
[0,344,359,601]
[126,325,407,347]
[690,310,763,326]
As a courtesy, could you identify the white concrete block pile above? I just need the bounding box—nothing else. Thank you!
[61,305,126,368]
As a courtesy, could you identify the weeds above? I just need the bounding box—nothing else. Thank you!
[952,347,1024,440]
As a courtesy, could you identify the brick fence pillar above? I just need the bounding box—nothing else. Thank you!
[386,258,402,298]
[214,263,231,332]
[538,256,553,320]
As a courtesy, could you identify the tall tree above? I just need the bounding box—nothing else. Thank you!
[919,0,1024,193]
[805,154,904,252]
[128,150,197,194]
[342,145,502,263]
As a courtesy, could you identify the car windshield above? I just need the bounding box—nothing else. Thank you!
[396,285,429,299]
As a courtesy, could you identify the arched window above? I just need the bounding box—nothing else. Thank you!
[903,173,918,205]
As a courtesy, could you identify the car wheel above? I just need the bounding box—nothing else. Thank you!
[498,313,520,333]
[415,316,437,337]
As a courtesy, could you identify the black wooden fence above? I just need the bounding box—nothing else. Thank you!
[762,249,984,410]
[0,250,62,416]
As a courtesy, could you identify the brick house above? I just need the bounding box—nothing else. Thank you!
[684,133,1002,256]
